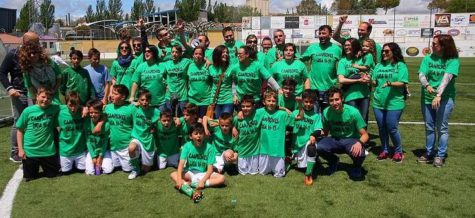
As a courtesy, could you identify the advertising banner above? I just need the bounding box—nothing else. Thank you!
[435,14,451,27]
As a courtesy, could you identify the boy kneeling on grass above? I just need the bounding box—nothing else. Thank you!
[170,123,225,203]
[17,87,61,181]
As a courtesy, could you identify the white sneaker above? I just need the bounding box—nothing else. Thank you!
[128,171,138,180]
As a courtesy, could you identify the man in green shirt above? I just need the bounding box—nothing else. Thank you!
[301,25,342,113]
[307,87,368,180]
[221,26,244,66]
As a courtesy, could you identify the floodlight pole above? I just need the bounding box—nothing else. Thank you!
[393,7,396,42]
[428,6,432,50]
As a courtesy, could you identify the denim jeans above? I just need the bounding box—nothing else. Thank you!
[313,90,329,114]
[214,103,234,119]
[373,108,403,153]
[165,100,187,117]
[317,137,366,168]
[10,93,30,157]
[346,98,370,124]
[422,98,454,158]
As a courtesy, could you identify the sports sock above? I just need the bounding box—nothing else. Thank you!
[129,157,141,173]
[191,180,209,188]
[180,183,194,197]
[305,157,316,176]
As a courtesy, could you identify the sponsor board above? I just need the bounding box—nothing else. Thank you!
[435,14,451,27]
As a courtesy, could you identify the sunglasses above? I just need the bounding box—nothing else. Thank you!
[145,50,152,53]
[247,40,258,44]
[120,46,129,50]
[383,49,391,53]
[224,35,233,39]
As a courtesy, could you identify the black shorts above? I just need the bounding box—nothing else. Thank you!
[22,155,61,180]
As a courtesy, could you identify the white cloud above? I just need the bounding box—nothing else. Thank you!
[383,0,431,14]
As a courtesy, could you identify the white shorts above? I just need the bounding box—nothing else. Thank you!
[60,152,86,172]
[185,170,218,184]
[111,147,133,172]
[85,151,114,175]
[157,153,179,169]
[130,139,155,166]
[237,155,259,175]
[258,155,286,178]
[214,154,225,172]
[295,143,309,169]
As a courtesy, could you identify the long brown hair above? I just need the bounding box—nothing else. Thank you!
[363,39,378,63]
[19,42,49,72]
[434,34,458,59]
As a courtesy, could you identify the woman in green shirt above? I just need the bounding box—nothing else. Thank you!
[337,38,371,123]
[187,46,212,117]
[372,42,409,163]
[417,34,460,167]
[110,41,135,92]
[209,45,233,118]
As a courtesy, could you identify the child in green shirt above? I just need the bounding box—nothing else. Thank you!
[203,112,236,174]
[278,78,299,112]
[61,50,96,107]
[128,89,160,180]
[258,90,291,178]
[58,91,87,173]
[156,109,180,169]
[84,99,113,175]
[17,87,61,181]
[175,103,199,145]
[170,123,225,203]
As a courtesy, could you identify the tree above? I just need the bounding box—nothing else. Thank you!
[16,0,36,32]
[445,0,475,12]
[236,5,261,17]
[296,0,329,15]
[85,5,96,23]
[175,0,206,22]
[131,0,144,21]
[96,0,107,20]
[39,0,55,29]
[212,2,233,22]
[107,0,123,20]
[143,0,156,14]
[331,0,353,14]
[358,0,377,14]
[427,0,448,12]
[375,0,400,14]
[124,13,130,21]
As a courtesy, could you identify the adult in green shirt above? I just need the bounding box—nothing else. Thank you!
[209,45,234,118]
[271,43,310,96]
[110,41,135,92]
[333,16,383,63]
[187,46,212,117]
[301,25,342,113]
[163,45,192,117]
[337,38,371,123]
[221,26,245,66]
[245,34,266,65]
[417,34,460,167]
[311,87,368,180]
[261,36,273,54]
[371,43,409,163]
[130,45,167,109]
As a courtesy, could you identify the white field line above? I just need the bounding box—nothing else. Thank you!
[368,121,475,126]
[407,82,475,86]
[0,166,23,218]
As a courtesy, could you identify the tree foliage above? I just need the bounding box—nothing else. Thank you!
[296,0,329,15]
[107,0,123,20]
[209,3,261,23]
[85,5,95,23]
[96,0,107,21]
[175,0,206,22]
[331,0,376,14]
[17,0,36,32]
[39,0,55,29]
[143,0,157,14]
[131,0,144,21]
[444,0,475,12]
[375,0,400,14]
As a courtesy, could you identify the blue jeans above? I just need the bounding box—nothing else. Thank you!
[422,98,454,158]
[317,137,366,167]
[165,100,187,117]
[312,90,329,114]
[10,93,31,157]
[214,103,234,119]
[346,98,370,124]
[373,108,403,153]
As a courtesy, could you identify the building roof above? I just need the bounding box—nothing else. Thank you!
[40,35,60,41]
[0,34,21,44]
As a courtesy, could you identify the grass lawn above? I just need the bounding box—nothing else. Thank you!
[1,57,475,217]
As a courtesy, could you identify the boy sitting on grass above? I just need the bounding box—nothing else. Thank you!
[203,112,237,173]
[17,87,61,181]
[170,123,225,203]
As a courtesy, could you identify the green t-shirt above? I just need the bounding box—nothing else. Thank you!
[233,110,263,158]
[271,59,308,96]
[104,103,136,151]
[264,45,301,69]
[157,44,174,63]
[323,104,366,139]
[230,61,271,101]
[371,61,409,110]
[278,94,298,111]
[337,56,370,101]
[156,121,180,157]
[290,110,323,154]
[418,54,460,104]
[187,62,212,106]
[131,107,160,152]
[208,120,234,155]
[16,104,60,157]
[132,62,166,106]
[57,105,87,157]
[209,65,234,104]
[180,141,216,173]
[224,40,245,66]
[361,53,376,72]
[178,117,196,145]
[359,39,382,63]
[257,51,266,66]
[84,118,109,158]
[23,59,62,104]
[258,108,291,158]
[61,67,96,105]
[109,59,136,92]
[301,42,342,91]
[163,58,192,101]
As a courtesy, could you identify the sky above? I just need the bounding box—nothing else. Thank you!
[0,0,432,20]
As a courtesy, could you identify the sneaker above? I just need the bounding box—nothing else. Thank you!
[376,151,389,161]
[417,154,433,163]
[128,171,138,180]
[433,157,444,167]
[9,155,22,163]
[392,152,404,163]
[304,175,313,186]
[192,190,204,203]
[349,167,363,179]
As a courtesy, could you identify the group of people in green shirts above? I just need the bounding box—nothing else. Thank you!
[7,16,460,203]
